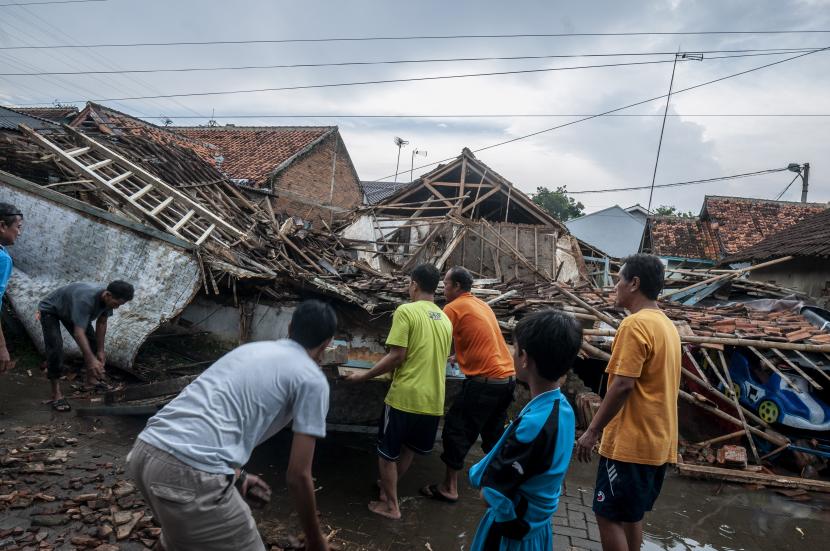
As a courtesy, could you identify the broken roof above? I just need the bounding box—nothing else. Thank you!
[373,148,566,229]
[0,106,59,131]
[725,207,830,263]
[647,216,720,261]
[173,125,335,188]
[13,106,79,124]
[701,195,827,256]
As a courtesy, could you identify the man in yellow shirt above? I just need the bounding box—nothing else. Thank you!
[343,264,452,520]
[576,254,681,551]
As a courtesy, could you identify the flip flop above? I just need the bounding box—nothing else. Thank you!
[50,398,71,412]
[419,484,458,503]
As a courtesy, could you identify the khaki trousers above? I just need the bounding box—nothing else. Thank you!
[126,439,266,551]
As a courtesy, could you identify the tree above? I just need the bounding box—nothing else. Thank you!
[654,205,696,218]
[532,186,585,222]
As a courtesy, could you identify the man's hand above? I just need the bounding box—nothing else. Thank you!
[340,371,366,384]
[576,427,601,463]
[239,473,272,508]
[86,357,105,380]
[0,346,15,374]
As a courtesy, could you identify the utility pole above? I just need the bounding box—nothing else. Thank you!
[393,137,409,183]
[801,163,810,202]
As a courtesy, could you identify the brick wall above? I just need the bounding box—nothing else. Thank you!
[271,132,362,223]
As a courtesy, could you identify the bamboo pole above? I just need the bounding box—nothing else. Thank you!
[680,364,768,428]
[581,329,830,354]
[694,430,746,448]
[771,348,822,390]
[716,350,761,465]
[794,351,830,384]
[581,341,612,361]
[679,390,788,447]
[748,347,801,392]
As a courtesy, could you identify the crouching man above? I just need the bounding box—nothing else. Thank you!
[126,300,337,551]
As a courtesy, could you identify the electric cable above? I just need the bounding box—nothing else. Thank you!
[566,168,789,195]
[775,172,802,200]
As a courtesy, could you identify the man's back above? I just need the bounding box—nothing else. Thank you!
[384,300,453,416]
[599,309,681,466]
[139,339,329,474]
[443,293,513,379]
[39,283,109,328]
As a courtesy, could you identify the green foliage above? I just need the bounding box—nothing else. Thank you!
[654,205,696,218]
[531,186,585,222]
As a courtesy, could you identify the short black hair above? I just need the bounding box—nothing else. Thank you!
[411,264,440,294]
[620,253,665,300]
[514,310,582,382]
[0,202,22,227]
[107,280,135,301]
[447,266,474,292]
[290,300,337,349]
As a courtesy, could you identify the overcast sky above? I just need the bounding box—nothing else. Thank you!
[1,0,829,214]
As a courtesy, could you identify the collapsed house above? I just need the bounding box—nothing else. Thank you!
[343,148,586,283]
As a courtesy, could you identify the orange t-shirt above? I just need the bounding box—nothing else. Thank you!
[599,308,681,466]
[443,293,515,379]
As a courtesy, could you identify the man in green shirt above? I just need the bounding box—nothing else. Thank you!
[344,264,452,520]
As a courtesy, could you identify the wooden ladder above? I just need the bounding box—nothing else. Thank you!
[20,124,245,247]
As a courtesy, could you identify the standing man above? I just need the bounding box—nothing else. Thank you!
[38,280,134,411]
[343,264,452,520]
[421,266,515,503]
[127,300,337,551]
[0,203,23,375]
[575,254,681,551]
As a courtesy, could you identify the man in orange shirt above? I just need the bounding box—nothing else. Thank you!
[421,266,515,503]
[576,254,681,551]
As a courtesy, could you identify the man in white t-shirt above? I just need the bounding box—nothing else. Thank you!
[126,300,337,551]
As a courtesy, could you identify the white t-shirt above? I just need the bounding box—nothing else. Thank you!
[138,339,329,474]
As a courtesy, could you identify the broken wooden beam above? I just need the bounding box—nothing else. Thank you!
[675,462,830,494]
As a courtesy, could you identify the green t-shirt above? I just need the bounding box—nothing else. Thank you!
[384,300,453,416]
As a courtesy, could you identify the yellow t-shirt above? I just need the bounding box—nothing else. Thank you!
[384,301,453,416]
[599,308,681,466]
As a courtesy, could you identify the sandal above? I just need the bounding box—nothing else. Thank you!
[419,484,458,503]
[50,398,71,412]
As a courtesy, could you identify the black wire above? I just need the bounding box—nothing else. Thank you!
[647,54,679,211]
[775,172,801,200]
[372,45,830,181]
[567,168,789,195]
[2,30,830,49]
[17,57,699,104]
[0,47,821,76]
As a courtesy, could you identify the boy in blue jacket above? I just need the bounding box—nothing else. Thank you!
[469,309,582,551]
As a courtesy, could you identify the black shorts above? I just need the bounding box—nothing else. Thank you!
[592,456,667,523]
[440,379,515,470]
[377,404,440,461]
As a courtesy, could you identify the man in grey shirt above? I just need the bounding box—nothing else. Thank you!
[127,300,337,551]
[38,280,134,411]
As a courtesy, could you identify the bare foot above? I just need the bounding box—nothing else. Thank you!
[368,500,400,520]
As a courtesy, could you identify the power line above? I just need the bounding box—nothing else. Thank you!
[2,30,830,50]
[17,57,703,104]
[566,168,789,195]
[775,172,801,200]
[128,113,830,119]
[0,0,105,6]
[371,45,830,181]
[647,53,681,211]
[1,47,822,76]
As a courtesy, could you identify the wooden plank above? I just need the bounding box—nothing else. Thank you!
[794,351,830,384]
[675,463,830,493]
[172,209,196,232]
[513,226,519,279]
[680,365,769,428]
[150,196,174,215]
[486,289,518,306]
[195,224,217,246]
[86,159,113,171]
[106,171,134,187]
[460,185,499,214]
[435,226,467,271]
[129,183,154,202]
[679,389,788,447]
[65,146,90,157]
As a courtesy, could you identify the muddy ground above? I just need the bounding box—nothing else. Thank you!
[1,354,830,550]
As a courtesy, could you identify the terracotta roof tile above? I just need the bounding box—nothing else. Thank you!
[725,207,830,262]
[702,196,826,256]
[648,216,720,260]
[173,126,334,187]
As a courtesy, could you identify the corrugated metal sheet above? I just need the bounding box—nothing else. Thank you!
[566,205,645,259]
[0,106,58,131]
